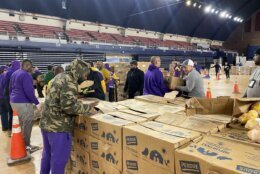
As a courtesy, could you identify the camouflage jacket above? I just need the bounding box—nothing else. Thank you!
[40,59,90,132]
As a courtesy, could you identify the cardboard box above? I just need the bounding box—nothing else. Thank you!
[137,62,150,73]
[89,135,122,171]
[212,128,260,147]
[118,99,185,115]
[175,136,260,174]
[155,112,226,134]
[74,116,91,135]
[123,122,201,172]
[135,94,175,104]
[108,111,148,123]
[123,150,172,174]
[71,147,91,174]
[186,96,234,116]
[73,129,90,152]
[95,101,128,114]
[232,98,260,118]
[168,76,184,89]
[89,114,134,148]
[90,153,121,174]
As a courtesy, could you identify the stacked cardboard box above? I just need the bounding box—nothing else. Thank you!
[108,62,130,84]
[230,66,256,75]
[123,121,201,174]
[137,62,150,73]
[108,62,130,101]
[156,97,234,134]
[175,136,260,174]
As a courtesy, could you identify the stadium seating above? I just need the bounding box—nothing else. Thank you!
[0,20,205,50]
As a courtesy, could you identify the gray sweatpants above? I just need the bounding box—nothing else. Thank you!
[11,103,34,147]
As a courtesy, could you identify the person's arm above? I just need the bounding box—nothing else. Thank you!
[176,74,195,93]
[139,71,144,95]
[23,74,39,105]
[60,79,91,115]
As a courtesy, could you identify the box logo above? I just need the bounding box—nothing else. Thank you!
[91,123,98,131]
[126,160,138,170]
[101,132,118,143]
[126,136,137,145]
[142,148,170,166]
[180,161,201,174]
[101,153,118,164]
[236,165,260,174]
[91,142,98,150]
[92,160,99,169]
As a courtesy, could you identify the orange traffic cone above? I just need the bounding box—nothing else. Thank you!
[206,82,212,99]
[217,72,221,80]
[233,81,240,94]
[7,110,31,165]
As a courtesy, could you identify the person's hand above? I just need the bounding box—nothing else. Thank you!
[36,104,42,112]
[171,85,176,90]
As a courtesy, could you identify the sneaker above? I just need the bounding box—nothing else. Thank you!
[26,145,40,153]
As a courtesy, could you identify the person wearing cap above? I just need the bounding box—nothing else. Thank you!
[172,59,205,98]
[244,48,260,97]
[0,61,20,135]
[40,59,98,174]
[124,60,144,99]
[9,59,41,153]
[144,56,166,97]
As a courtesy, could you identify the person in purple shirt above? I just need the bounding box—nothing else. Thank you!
[9,59,41,153]
[0,61,20,136]
[0,65,8,131]
[143,56,166,97]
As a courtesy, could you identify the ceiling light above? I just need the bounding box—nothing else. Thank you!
[228,15,232,19]
[233,17,237,21]
[193,3,197,7]
[225,13,229,18]
[220,11,226,18]
[186,0,191,6]
[211,9,215,13]
[198,4,202,9]
[215,10,219,14]
[204,5,212,13]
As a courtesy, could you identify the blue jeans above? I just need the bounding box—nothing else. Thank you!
[0,98,12,131]
[40,129,72,174]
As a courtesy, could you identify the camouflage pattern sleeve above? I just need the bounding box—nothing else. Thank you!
[60,78,90,115]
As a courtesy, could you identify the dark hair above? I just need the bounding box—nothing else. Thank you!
[22,59,32,67]
[47,65,53,71]
[130,60,137,66]
[88,61,94,67]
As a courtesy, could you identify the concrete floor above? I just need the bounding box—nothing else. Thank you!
[0,75,250,174]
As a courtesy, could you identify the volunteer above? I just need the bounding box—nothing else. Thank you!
[172,59,205,98]
[143,56,166,97]
[9,59,41,153]
[244,48,260,97]
[40,59,98,173]
[124,60,144,99]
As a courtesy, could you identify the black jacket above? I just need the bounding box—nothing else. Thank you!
[124,68,144,95]
[82,70,105,100]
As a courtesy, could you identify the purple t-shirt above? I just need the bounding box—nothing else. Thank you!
[10,69,39,105]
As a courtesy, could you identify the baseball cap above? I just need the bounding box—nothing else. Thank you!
[181,59,194,67]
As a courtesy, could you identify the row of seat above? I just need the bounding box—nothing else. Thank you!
[0,20,219,50]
